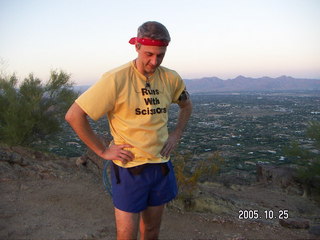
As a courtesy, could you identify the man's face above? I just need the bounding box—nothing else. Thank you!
[135,44,167,76]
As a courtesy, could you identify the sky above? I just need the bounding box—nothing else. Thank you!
[1,0,320,85]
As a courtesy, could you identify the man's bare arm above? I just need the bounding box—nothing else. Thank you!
[65,102,134,164]
[160,98,192,157]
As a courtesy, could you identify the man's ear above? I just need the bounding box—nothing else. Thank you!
[135,43,141,51]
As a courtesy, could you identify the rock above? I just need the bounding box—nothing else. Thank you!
[10,152,23,164]
[75,156,87,166]
[78,137,109,171]
[0,148,31,167]
[256,164,304,194]
[84,149,104,170]
[309,225,320,236]
[279,218,310,229]
[256,164,320,200]
[256,164,295,187]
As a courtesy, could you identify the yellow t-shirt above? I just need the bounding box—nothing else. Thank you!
[75,61,186,168]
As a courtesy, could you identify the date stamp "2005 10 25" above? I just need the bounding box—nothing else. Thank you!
[238,209,289,220]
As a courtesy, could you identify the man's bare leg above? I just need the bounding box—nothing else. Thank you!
[139,205,165,240]
[115,207,140,240]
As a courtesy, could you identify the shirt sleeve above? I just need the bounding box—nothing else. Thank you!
[172,74,187,104]
[75,73,117,121]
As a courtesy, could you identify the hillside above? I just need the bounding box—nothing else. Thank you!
[1,145,320,239]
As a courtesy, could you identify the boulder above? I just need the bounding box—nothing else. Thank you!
[256,164,303,194]
[309,225,320,236]
[256,164,296,187]
[279,218,310,229]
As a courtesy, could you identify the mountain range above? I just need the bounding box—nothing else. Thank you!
[184,75,320,93]
[75,76,320,94]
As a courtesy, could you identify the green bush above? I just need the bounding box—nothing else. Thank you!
[285,121,320,196]
[0,70,78,147]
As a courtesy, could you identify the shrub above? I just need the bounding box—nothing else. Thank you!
[0,70,78,147]
[173,151,224,210]
[284,121,320,197]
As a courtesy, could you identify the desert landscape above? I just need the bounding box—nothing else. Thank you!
[1,145,319,239]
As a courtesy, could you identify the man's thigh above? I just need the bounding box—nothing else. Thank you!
[114,205,165,240]
[114,207,139,240]
[140,204,165,229]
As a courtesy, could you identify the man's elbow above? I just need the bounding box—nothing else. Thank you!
[65,102,83,124]
[65,108,74,124]
[65,110,71,123]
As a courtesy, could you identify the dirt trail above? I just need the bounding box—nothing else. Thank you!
[0,146,319,239]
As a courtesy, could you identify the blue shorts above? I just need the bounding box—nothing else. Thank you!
[110,161,178,213]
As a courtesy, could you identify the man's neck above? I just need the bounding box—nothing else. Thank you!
[134,59,153,78]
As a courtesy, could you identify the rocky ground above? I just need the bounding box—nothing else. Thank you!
[0,144,320,239]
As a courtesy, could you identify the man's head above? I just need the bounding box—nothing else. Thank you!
[137,21,171,44]
[130,21,171,76]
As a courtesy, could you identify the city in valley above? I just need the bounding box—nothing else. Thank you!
[57,91,320,180]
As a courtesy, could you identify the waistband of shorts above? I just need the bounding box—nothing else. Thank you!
[112,161,170,184]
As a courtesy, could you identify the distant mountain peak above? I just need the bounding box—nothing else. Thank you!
[276,75,294,80]
[234,75,247,79]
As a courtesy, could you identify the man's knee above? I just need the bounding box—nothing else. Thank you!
[141,222,160,233]
[139,207,163,239]
[140,223,160,240]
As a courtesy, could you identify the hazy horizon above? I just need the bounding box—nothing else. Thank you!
[73,74,320,87]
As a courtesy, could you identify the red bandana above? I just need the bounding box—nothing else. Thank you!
[129,37,169,46]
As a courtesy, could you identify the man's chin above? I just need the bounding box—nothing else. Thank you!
[145,69,156,75]
[148,65,158,72]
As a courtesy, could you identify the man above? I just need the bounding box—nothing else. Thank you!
[65,21,192,240]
